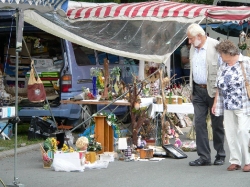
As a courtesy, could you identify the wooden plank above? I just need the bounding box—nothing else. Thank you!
[60,99,131,106]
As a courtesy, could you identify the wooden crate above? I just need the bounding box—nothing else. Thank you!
[139,149,153,159]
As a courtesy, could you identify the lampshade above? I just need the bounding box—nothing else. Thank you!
[118,138,128,150]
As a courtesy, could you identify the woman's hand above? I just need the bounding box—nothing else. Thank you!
[211,89,219,115]
[211,103,216,115]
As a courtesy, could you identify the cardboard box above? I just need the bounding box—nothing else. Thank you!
[33,58,53,68]
[0,107,15,119]
[9,57,21,64]
[21,58,31,65]
[4,42,32,57]
[0,121,13,138]
[8,57,31,65]
[32,46,48,54]
[4,47,16,56]
[20,42,32,57]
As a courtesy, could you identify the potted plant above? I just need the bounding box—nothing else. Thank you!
[111,67,121,81]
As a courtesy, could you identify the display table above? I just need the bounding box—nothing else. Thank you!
[60,99,130,106]
[61,99,194,118]
[138,97,194,118]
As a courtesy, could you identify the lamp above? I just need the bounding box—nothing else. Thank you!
[118,138,127,161]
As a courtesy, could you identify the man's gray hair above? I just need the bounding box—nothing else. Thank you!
[187,23,205,36]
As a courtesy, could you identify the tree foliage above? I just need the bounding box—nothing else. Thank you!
[178,0,213,4]
[76,0,214,5]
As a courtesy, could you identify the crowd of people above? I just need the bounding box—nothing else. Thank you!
[184,23,250,172]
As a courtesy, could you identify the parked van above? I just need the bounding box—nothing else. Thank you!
[0,9,138,129]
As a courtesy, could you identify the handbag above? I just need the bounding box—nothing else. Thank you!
[240,62,250,99]
[27,61,46,102]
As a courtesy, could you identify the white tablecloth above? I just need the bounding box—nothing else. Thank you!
[136,97,194,118]
[150,103,194,118]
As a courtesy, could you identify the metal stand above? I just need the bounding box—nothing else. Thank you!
[154,112,162,146]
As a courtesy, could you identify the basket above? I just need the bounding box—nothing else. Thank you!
[40,144,52,168]
[43,160,52,168]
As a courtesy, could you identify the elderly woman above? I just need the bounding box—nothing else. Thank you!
[212,40,250,172]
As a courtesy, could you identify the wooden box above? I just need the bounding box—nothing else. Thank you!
[139,149,153,159]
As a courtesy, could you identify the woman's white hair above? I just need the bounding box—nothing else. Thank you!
[186,23,205,36]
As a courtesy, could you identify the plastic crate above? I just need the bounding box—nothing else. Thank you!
[0,121,13,138]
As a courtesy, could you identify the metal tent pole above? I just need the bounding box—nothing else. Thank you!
[6,9,25,187]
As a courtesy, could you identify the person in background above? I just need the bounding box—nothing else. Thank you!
[187,23,226,166]
[212,40,250,172]
[180,39,191,82]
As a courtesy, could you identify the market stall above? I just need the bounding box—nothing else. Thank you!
[22,2,250,168]
[2,0,250,173]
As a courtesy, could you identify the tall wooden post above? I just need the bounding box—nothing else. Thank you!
[101,58,109,100]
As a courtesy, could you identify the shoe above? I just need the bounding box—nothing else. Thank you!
[242,164,250,172]
[189,158,211,166]
[214,158,225,165]
[227,164,241,171]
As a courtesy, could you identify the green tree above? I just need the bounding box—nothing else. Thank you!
[77,0,214,5]
[179,0,213,4]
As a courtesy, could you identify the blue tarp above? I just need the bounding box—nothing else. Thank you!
[213,22,250,37]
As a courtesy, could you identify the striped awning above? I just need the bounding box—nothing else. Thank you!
[66,1,217,22]
[0,0,68,13]
[205,6,250,23]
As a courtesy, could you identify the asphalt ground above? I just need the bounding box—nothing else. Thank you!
[0,127,249,187]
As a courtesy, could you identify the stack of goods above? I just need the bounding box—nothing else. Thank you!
[3,35,62,98]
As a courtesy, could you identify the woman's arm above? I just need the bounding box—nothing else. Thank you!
[211,89,219,115]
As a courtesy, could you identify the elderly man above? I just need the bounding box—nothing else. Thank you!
[187,23,226,166]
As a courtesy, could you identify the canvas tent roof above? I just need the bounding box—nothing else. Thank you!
[205,5,250,23]
[23,1,217,64]
[11,1,250,63]
[66,1,216,22]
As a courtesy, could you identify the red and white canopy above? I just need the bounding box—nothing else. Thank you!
[66,1,216,23]
[23,1,250,64]
[206,6,250,23]
[67,1,250,23]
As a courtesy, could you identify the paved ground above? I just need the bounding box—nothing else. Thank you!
[0,127,249,187]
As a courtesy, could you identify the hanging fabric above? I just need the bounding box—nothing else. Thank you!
[27,60,46,102]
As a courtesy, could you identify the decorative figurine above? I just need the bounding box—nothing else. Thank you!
[76,136,89,165]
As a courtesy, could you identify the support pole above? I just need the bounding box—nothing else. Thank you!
[6,8,25,187]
